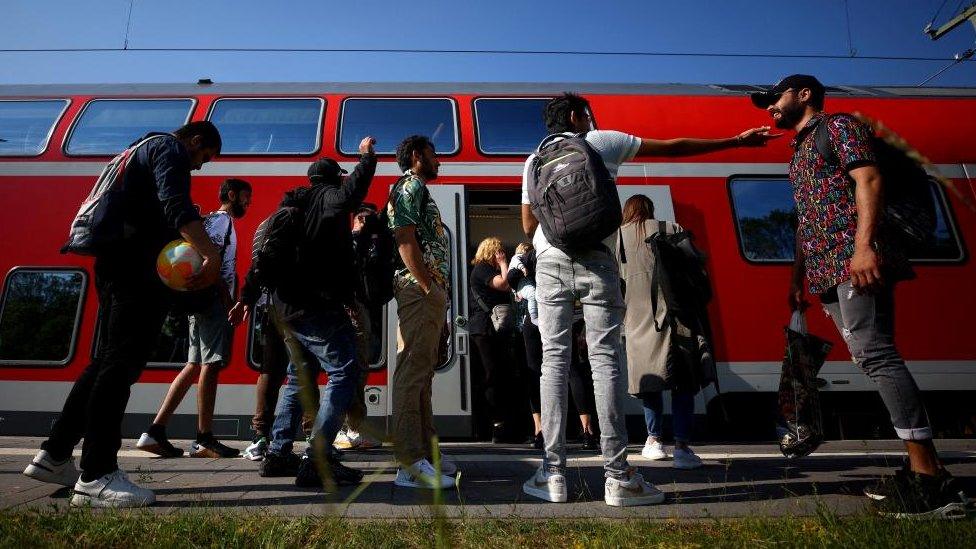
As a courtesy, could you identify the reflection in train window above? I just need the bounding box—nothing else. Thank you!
[148,310,190,367]
[0,269,86,365]
[474,98,550,154]
[208,98,324,155]
[729,177,966,264]
[0,100,70,156]
[339,98,458,155]
[729,177,797,263]
[65,99,195,155]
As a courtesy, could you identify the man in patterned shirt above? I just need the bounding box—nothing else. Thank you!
[387,135,455,490]
[753,74,966,519]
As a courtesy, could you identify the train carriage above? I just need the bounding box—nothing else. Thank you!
[0,82,973,441]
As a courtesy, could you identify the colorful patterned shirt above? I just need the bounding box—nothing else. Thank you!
[387,171,450,291]
[789,113,911,295]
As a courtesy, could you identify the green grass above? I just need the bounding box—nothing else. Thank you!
[1,507,974,548]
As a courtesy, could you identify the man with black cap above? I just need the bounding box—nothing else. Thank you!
[752,75,967,519]
[264,136,377,490]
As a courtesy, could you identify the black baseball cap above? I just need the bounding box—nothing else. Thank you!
[307,158,348,184]
[750,74,825,108]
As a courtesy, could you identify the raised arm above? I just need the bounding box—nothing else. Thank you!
[636,126,780,157]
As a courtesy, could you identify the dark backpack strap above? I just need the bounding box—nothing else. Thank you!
[617,228,626,264]
[812,114,846,168]
[658,220,667,236]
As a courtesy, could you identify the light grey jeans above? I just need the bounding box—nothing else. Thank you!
[536,245,630,479]
[820,280,932,441]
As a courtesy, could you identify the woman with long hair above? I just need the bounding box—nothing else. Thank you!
[616,194,703,469]
[469,236,516,442]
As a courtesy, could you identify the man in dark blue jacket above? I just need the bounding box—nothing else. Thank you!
[23,121,223,508]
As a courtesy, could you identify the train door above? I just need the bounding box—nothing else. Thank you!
[384,184,472,438]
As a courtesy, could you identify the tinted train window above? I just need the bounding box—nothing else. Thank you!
[474,98,549,154]
[0,269,86,365]
[0,100,69,156]
[339,98,457,155]
[729,177,966,263]
[208,98,323,155]
[66,99,194,155]
[730,178,798,262]
[89,306,188,368]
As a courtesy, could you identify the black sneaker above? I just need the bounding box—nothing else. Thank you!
[864,463,913,501]
[531,432,544,450]
[190,437,240,458]
[872,469,970,520]
[295,455,364,489]
[581,431,599,452]
[136,430,184,458]
[259,452,300,477]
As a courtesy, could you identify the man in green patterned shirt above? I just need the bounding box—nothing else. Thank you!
[386,135,454,489]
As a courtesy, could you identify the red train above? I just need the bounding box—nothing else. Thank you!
[0,82,973,440]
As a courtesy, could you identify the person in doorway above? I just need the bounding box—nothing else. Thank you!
[751,73,968,518]
[509,242,543,448]
[520,92,776,506]
[616,194,704,470]
[24,121,223,508]
[388,135,456,489]
[137,178,252,459]
[469,236,518,443]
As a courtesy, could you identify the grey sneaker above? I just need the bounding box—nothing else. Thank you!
[605,470,665,507]
[522,466,568,503]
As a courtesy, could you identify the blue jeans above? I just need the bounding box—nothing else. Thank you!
[536,245,630,479]
[642,391,695,443]
[270,308,358,459]
[268,360,315,456]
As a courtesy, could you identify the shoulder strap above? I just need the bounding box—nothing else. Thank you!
[813,114,842,167]
[617,228,626,264]
[658,220,667,236]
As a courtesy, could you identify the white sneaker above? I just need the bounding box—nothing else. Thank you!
[243,437,268,461]
[641,438,668,460]
[672,446,703,470]
[70,470,155,508]
[394,459,455,489]
[23,450,80,487]
[334,429,381,450]
[333,430,356,450]
[522,466,568,503]
[430,452,458,476]
[605,471,665,507]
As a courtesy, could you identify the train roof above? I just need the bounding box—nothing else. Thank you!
[0,82,975,98]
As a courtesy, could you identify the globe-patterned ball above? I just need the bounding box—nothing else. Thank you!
[156,239,203,291]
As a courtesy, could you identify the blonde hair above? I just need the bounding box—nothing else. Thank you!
[471,236,504,266]
[515,242,533,256]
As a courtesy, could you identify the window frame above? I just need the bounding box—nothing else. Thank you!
[472,96,553,156]
[726,174,969,266]
[337,96,460,157]
[0,266,88,367]
[205,96,325,157]
[62,97,197,157]
[0,98,71,157]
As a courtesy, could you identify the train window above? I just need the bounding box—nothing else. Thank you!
[89,305,188,368]
[339,98,458,155]
[729,177,966,264]
[729,177,797,263]
[65,99,195,155]
[0,269,86,366]
[473,98,550,154]
[207,98,324,155]
[0,100,70,156]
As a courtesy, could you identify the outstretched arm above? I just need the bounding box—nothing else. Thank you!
[637,126,780,157]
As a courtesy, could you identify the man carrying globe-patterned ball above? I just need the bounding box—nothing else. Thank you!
[22,121,223,509]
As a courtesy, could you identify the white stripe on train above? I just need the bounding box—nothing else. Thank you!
[0,161,972,179]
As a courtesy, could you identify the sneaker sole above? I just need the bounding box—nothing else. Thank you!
[136,443,183,458]
[242,452,266,462]
[641,452,668,461]
[395,475,454,489]
[23,463,77,487]
[673,461,703,470]
[605,491,666,507]
[70,492,154,508]
[878,502,968,520]
[522,479,568,503]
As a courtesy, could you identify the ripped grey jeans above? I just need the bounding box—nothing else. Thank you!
[820,280,932,440]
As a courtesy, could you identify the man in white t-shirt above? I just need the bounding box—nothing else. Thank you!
[520,93,778,507]
[137,178,252,459]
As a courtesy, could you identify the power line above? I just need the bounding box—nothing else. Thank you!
[0,46,971,62]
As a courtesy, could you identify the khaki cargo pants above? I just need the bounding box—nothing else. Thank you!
[392,282,448,465]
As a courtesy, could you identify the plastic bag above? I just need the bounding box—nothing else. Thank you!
[776,311,832,459]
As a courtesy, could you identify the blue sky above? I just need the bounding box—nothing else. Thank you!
[1,0,974,86]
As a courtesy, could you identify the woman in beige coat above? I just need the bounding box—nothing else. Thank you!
[616,195,702,469]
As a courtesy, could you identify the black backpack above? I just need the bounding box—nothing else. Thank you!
[643,222,712,332]
[354,207,396,308]
[527,133,622,251]
[250,206,304,293]
[813,114,938,249]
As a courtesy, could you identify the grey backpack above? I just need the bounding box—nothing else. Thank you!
[527,133,622,251]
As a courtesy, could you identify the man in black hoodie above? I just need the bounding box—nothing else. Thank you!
[271,136,377,489]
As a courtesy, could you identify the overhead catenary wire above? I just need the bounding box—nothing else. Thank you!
[0,46,971,63]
